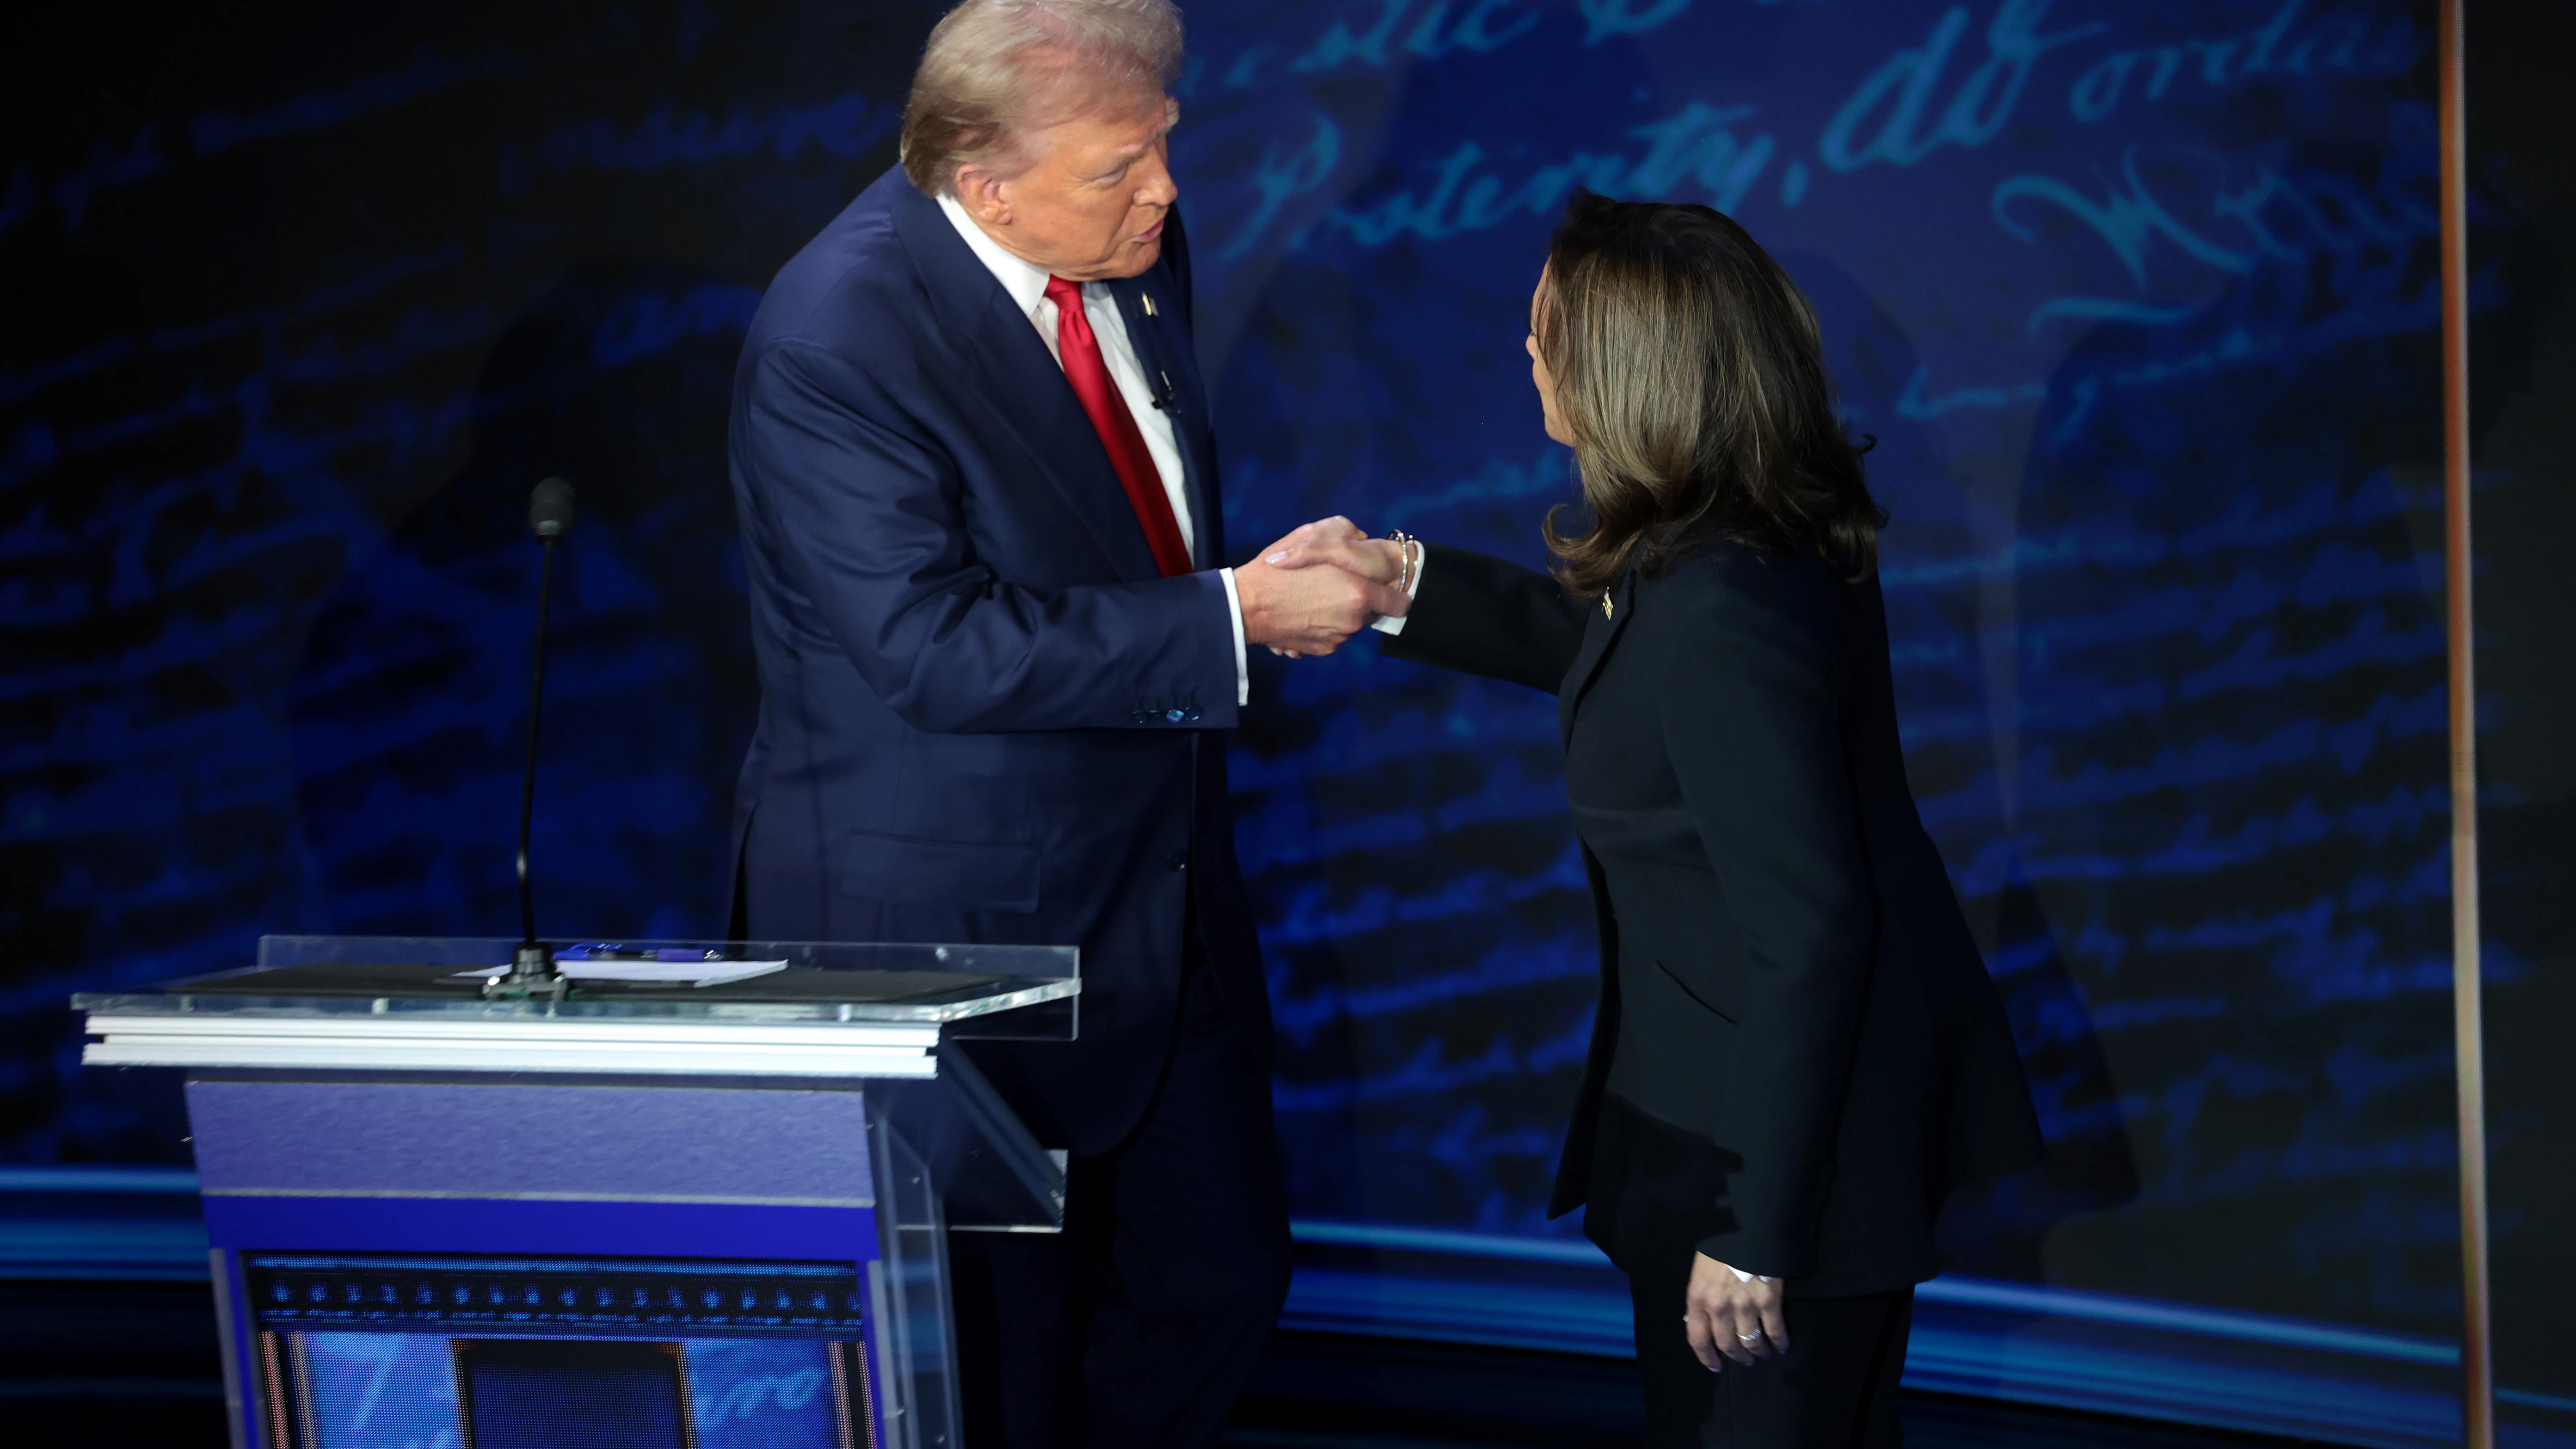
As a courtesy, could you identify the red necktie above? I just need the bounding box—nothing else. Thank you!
[1045,275,1192,577]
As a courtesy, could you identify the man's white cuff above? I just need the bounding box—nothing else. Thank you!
[1219,567,1249,706]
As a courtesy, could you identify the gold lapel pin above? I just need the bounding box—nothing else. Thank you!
[1142,294,1159,318]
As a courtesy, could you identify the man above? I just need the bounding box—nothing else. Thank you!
[725,2,1403,1444]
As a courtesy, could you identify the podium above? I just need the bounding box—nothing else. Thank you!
[74,935,1079,1449]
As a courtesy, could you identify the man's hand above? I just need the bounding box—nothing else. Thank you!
[1683,1253,1788,1372]
[1235,546,1409,657]
[1242,516,1409,657]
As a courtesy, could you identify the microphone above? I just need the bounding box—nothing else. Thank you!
[494,477,577,997]
[529,476,576,539]
[1150,369,1176,411]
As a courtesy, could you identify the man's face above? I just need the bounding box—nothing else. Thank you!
[957,93,1179,282]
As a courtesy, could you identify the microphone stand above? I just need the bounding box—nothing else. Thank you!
[490,478,576,1000]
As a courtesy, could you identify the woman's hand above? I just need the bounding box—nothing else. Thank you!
[1234,550,1409,658]
[1683,1253,1788,1371]
[1256,514,1366,556]
[1260,516,1402,583]
[1253,516,1408,655]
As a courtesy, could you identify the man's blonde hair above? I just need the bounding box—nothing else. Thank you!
[900,0,1183,196]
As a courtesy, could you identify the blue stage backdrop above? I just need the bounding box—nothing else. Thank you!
[0,0,2525,1364]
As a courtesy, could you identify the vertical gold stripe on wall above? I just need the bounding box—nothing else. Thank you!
[2435,3,2492,1447]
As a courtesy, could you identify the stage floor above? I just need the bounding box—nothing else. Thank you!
[3,1281,2308,1449]
[1225,1332,2309,1449]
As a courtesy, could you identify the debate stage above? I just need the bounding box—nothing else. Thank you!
[0,1281,2298,1449]
[10,1160,2554,1449]
[6,1,2573,1445]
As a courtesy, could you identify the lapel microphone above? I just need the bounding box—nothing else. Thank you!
[1151,369,1175,411]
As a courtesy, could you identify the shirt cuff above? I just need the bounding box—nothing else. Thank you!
[1367,541,1428,636]
[1218,566,1249,706]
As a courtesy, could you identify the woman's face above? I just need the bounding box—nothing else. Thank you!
[1527,270,1572,445]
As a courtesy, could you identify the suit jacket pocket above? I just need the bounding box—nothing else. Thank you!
[1655,956,1742,1025]
[838,828,1041,914]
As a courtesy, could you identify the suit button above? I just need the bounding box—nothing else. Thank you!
[1166,851,1189,872]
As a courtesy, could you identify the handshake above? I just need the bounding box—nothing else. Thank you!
[1233,516,1414,659]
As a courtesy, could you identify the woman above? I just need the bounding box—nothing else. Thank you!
[1274,193,2043,1446]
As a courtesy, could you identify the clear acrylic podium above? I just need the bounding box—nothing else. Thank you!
[73,935,1079,1449]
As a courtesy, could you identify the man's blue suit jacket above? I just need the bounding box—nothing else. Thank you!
[726,168,1266,1154]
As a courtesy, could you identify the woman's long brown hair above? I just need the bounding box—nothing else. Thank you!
[1537,191,1884,594]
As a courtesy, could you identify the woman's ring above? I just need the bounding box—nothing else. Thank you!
[1738,1330,1764,1342]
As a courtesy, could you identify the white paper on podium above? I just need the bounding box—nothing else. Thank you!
[448,960,790,988]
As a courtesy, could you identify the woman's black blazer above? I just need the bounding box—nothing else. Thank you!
[1384,540,2042,1293]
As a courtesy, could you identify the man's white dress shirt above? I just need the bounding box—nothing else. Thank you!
[937,193,1251,705]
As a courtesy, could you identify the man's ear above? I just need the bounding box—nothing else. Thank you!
[954,166,1010,227]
